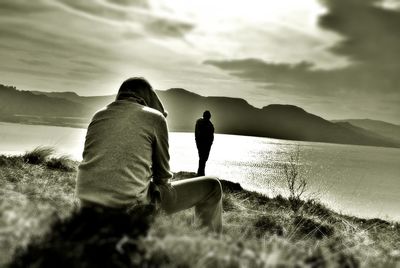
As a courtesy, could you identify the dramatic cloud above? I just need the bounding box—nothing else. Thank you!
[0,0,199,95]
[319,0,400,64]
[205,0,400,123]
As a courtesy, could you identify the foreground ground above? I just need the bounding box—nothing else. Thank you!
[0,153,399,267]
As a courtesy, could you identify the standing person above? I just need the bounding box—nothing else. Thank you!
[195,110,214,176]
[76,77,222,233]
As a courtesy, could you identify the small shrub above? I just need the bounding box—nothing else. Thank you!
[281,146,308,213]
[23,146,54,165]
[46,156,75,172]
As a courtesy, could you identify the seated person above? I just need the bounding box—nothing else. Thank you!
[76,77,223,233]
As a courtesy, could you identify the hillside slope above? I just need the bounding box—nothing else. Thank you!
[333,119,400,145]
[0,85,90,118]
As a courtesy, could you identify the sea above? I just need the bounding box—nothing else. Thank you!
[1,122,399,221]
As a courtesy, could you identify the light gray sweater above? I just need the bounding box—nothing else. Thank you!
[76,99,173,208]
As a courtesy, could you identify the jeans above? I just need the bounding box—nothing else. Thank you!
[160,176,223,233]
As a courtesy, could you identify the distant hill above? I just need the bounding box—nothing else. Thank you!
[159,89,399,147]
[0,85,109,127]
[1,84,399,148]
[0,85,90,118]
[31,90,115,110]
[333,119,400,145]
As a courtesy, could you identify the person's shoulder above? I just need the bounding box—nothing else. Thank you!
[141,106,166,122]
[91,102,114,118]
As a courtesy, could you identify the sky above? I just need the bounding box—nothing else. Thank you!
[1,0,400,124]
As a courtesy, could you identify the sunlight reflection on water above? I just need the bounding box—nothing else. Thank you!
[170,132,400,221]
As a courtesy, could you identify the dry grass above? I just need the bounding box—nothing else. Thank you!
[45,156,75,172]
[22,146,55,165]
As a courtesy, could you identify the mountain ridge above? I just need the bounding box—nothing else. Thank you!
[1,84,398,148]
[332,119,400,145]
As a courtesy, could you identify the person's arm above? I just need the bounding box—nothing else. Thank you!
[195,119,200,141]
[211,122,214,144]
[152,115,173,186]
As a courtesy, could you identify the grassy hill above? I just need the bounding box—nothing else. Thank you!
[1,151,399,267]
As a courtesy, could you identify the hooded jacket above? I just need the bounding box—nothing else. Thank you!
[76,85,173,208]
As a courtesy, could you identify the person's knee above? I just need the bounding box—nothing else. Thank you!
[203,176,222,200]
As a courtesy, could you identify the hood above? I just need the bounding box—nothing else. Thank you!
[116,78,168,117]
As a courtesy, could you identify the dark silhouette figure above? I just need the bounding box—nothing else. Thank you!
[195,110,214,176]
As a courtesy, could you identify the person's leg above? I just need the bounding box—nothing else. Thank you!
[161,176,223,233]
[196,144,205,176]
[197,145,211,176]
[197,158,206,176]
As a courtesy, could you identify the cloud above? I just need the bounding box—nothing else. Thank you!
[204,59,315,84]
[319,0,400,66]
[55,0,130,22]
[19,59,51,67]
[0,16,115,64]
[54,0,195,38]
[0,0,122,93]
[0,0,203,98]
[105,0,149,8]
[204,0,400,122]
[144,18,194,38]
[0,0,52,14]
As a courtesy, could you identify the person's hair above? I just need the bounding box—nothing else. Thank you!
[203,110,211,120]
[116,77,152,100]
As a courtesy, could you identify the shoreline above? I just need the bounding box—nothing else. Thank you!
[1,119,400,150]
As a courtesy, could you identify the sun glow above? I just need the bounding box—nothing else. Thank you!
[147,0,344,68]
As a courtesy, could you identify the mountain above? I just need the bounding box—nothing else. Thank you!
[333,119,400,145]
[1,84,399,148]
[0,85,98,127]
[159,89,398,147]
[0,85,90,118]
[31,90,115,110]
